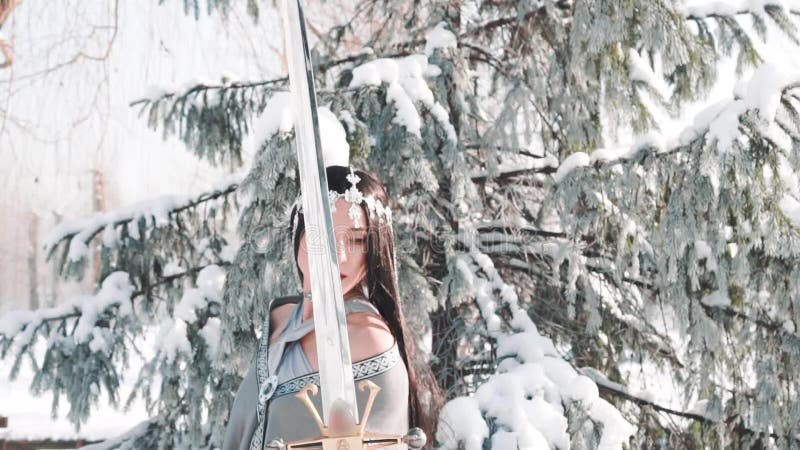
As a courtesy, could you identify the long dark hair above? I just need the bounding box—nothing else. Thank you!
[290,165,443,444]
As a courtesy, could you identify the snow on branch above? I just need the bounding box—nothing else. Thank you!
[0,272,135,356]
[130,75,285,107]
[553,63,800,213]
[459,2,571,39]
[580,367,717,423]
[680,0,800,20]
[44,176,240,264]
[0,264,227,432]
[438,229,634,449]
[582,367,800,444]
[349,54,458,143]
[0,261,228,355]
[78,419,155,450]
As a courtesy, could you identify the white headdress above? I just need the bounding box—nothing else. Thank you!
[292,166,393,229]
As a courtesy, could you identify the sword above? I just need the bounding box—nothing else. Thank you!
[280,0,358,426]
[276,2,427,448]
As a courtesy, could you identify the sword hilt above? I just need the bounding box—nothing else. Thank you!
[272,380,427,450]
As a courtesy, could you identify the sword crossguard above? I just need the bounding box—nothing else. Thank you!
[285,380,424,450]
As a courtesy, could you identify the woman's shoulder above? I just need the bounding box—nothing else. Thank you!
[268,295,302,341]
[346,310,395,362]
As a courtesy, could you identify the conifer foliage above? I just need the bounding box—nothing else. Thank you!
[3,1,800,448]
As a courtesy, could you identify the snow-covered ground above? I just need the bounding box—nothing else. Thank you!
[0,351,149,442]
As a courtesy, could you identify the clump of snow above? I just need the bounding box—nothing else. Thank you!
[677,0,740,17]
[694,240,712,259]
[200,318,221,360]
[707,99,747,154]
[88,327,113,356]
[437,397,489,450]
[162,261,185,277]
[0,272,134,353]
[679,99,729,146]
[246,93,349,167]
[220,243,238,263]
[590,398,636,450]
[471,153,559,179]
[554,152,590,183]
[101,224,117,247]
[386,82,422,139]
[173,289,207,323]
[153,266,226,363]
[79,420,152,450]
[197,264,226,301]
[694,240,718,272]
[687,398,721,422]
[318,107,350,166]
[779,195,800,228]
[173,264,226,323]
[701,289,731,307]
[43,177,244,263]
[743,63,791,124]
[627,48,670,99]
[250,91,294,141]
[588,132,667,167]
[349,54,457,142]
[75,273,135,343]
[0,310,36,337]
[679,63,800,153]
[439,239,633,449]
[155,318,191,364]
[425,22,457,56]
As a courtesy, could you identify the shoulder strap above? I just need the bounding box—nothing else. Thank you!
[269,294,302,311]
[252,295,383,450]
[275,298,383,346]
[345,298,381,316]
[251,294,302,450]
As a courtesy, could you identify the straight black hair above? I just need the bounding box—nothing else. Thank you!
[290,165,443,445]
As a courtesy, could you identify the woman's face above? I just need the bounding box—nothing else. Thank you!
[297,197,369,297]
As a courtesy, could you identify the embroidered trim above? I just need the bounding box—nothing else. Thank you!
[272,344,401,399]
[250,298,390,450]
[250,314,272,450]
[255,316,271,422]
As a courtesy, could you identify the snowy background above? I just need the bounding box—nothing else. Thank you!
[0,0,274,441]
[2,0,800,448]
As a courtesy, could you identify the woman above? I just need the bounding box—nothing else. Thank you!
[223,166,442,450]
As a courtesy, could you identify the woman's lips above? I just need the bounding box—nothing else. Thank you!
[340,274,347,279]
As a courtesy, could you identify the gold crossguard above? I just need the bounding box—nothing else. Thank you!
[271,380,421,450]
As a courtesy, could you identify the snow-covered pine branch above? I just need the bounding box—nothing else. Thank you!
[437,229,634,449]
[0,272,135,426]
[44,177,239,283]
[134,76,282,168]
[554,62,800,223]
[0,263,227,445]
[539,61,800,445]
[78,419,157,450]
[680,1,800,20]
[11,1,800,447]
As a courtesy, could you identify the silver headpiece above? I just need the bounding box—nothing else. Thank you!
[292,166,393,229]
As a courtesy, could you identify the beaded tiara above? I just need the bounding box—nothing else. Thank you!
[292,166,393,228]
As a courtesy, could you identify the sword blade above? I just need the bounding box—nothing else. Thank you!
[280,0,359,425]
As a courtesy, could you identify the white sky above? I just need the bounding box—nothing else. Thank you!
[0,0,286,311]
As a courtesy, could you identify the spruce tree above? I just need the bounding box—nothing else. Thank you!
[3,1,800,448]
